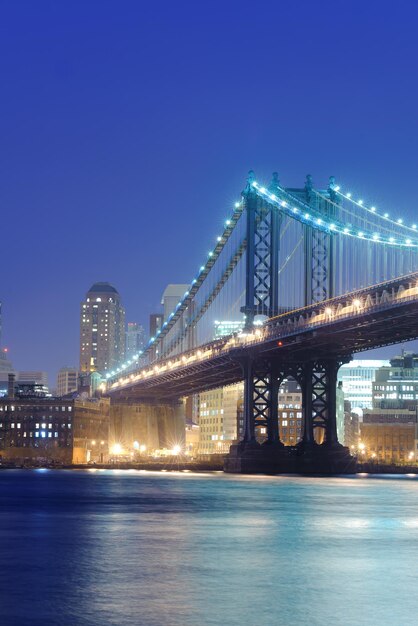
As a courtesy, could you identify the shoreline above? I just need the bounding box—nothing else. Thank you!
[1,460,418,475]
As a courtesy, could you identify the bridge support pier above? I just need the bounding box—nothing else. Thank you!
[224,356,356,475]
[296,358,356,475]
[224,356,295,474]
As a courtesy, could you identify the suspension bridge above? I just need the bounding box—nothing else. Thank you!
[106,171,418,473]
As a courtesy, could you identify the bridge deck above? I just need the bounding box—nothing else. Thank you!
[108,273,418,401]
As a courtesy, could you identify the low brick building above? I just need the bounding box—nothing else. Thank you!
[0,381,110,464]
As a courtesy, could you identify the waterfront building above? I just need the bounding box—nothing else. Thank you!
[125,322,145,359]
[278,379,302,445]
[57,367,78,397]
[185,419,199,457]
[0,377,110,464]
[198,383,243,455]
[373,352,418,409]
[338,360,390,412]
[360,408,417,464]
[80,282,125,373]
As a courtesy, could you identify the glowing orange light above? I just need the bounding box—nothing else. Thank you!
[277,341,283,347]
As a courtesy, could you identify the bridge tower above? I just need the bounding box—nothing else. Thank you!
[225,172,355,474]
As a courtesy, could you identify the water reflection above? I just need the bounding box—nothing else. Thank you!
[0,471,417,626]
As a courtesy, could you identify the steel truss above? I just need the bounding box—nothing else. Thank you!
[240,356,347,448]
[241,171,281,327]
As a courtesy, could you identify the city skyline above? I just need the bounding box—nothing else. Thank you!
[3,0,418,381]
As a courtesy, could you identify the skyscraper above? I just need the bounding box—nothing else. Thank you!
[161,284,189,321]
[126,322,145,360]
[57,367,78,397]
[80,282,125,373]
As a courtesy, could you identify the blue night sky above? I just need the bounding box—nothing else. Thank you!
[1,0,418,384]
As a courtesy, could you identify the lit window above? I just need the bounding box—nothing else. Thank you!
[68,424,71,429]
[48,433,52,438]
[17,423,21,429]
[42,423,46,429]
[35,432,39,438]
[35,423,39,429]
[41,431,46,438]
[11,423,15,428]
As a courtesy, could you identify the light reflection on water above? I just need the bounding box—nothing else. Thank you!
[0,470,418,626]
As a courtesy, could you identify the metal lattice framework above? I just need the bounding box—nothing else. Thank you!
[106,171,418,467]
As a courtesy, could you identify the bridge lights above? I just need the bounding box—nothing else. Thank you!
[235,201,241,208]
[277,341,283,347]
[353,299,361,308]
[325,307,332,316]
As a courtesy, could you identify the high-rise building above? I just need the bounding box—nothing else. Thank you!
[161,284,189,321]
[80,282,125,373]
[338,360,390,412]
[126,322,145,360]
[57,367,78,397]
[149,313,163,339]
[17,371,48,387]
[373,353,418,409]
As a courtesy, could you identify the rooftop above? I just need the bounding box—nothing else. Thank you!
[87,282,119,295]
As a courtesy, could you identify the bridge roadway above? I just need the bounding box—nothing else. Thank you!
[108,271,418,401]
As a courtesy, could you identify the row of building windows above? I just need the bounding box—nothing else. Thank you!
[4,423,72,429]
[0,406,72,412]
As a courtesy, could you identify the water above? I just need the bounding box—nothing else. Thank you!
[1,470,418,626]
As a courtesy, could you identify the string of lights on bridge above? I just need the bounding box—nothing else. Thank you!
[107,177,418,381]
[252,181,418,248]
[106,198,244,380]
[333,185,418,234]
[108,276,418,390]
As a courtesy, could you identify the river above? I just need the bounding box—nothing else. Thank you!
[0,469,417,626]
